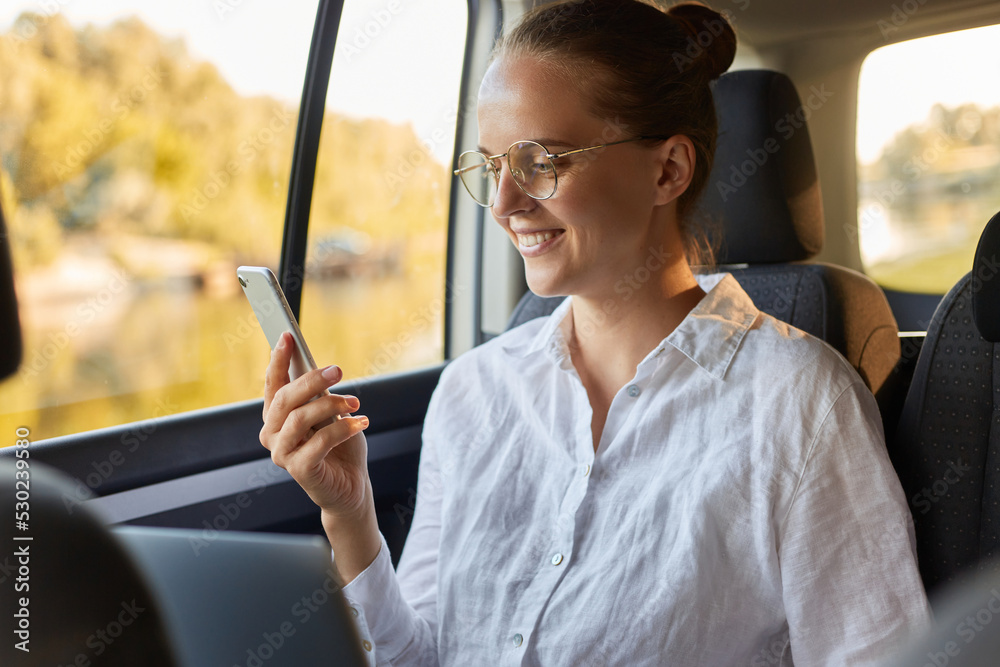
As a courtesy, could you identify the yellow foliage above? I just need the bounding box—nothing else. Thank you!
[0,12,451,272]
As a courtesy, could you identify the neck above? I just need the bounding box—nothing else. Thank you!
[562,255,705,382]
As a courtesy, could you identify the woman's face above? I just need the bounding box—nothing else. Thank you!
[476,56,685,300]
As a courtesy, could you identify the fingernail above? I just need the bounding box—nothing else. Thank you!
[321,365,341,381]
[345,396,360,410]
[358,416,370,429]
[276,333,287,349]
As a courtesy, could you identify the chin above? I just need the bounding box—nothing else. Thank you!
[524,270,571,298]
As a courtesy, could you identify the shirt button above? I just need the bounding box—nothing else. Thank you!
[627,384,641,397]
[362,640,373,652]
[512,633,523,647]
[551,553,564,566]
[581,464,590,477]
[350,607,359,618]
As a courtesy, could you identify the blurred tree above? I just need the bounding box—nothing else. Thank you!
[0,12,450,273]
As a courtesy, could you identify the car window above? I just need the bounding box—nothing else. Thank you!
[297,0,467,381]
[0,1,317,440]
[856,24,1000,294]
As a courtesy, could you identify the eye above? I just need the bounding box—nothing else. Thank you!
[530,158,555,178]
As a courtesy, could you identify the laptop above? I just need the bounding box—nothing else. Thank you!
[113,525,369,667]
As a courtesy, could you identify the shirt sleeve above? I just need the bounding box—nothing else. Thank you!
[778,381,932,666]
[340,391,445,667]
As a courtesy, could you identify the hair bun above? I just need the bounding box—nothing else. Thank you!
[667,2,737,80]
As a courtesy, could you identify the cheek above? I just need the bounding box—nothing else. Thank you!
[562,185,643,234]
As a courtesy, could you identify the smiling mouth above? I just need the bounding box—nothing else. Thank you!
[516,230,564,248]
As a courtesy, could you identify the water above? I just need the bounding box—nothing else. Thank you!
[0,271,445,442]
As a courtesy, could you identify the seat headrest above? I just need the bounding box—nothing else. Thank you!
[972,210,1000,342]
[0,191,22,382]
[694,69,825,264]
[0,459,178,665]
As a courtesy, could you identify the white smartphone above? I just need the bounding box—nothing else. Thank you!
[237,266,326,387]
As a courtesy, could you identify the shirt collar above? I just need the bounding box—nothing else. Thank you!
[501,295,573,360]
[501,273,759,381]
[665,272,759,380]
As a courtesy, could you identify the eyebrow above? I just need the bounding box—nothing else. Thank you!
[533,137,574,149]
[476,138,575,155]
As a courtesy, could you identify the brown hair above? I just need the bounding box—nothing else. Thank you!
[491,0,736,266]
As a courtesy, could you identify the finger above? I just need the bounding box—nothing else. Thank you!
[263,332,293,417]
[260,390,358,453]
[278,393,361,450]
[268,362,345,424]
[277,415,370,477]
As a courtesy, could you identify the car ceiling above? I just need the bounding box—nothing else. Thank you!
[523,0,1000,55]
[735,0,1000,49]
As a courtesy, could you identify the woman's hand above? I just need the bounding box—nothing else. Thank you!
[260,332,382,582]
[259,332,372,520]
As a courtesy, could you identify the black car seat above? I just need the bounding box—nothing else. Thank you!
[0,459,179,666]
[891,210,1000,598]
[506,70,901,424]
[0,181,22,380]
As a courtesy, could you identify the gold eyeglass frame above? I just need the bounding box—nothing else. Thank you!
[453,137,655,207]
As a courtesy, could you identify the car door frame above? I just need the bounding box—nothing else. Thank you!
[0,0,502,564]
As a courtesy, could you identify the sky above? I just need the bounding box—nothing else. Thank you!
[857,23,1000,164]
[0,0,467,162]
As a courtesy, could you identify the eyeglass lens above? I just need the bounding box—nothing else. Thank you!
[457,151,498,206]
[457,141,556,206]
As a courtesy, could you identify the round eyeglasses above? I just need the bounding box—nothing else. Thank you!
[453,137,654,207]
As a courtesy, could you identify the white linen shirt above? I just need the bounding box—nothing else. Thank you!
[342,272,931,666]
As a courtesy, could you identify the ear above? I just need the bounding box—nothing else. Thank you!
[652,135,695,207]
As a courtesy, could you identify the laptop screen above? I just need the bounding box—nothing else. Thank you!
[113,525,369,667]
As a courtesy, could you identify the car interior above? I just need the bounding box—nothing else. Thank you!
[1,0,1000,664]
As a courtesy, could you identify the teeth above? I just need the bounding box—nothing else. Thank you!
[517,231,560,248]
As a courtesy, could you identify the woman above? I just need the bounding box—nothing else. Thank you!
[260,1,930,664]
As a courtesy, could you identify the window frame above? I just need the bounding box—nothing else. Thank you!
[277,0,498,363]
[0,0,497,539]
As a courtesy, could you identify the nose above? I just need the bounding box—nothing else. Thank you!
[491,158,534,219]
